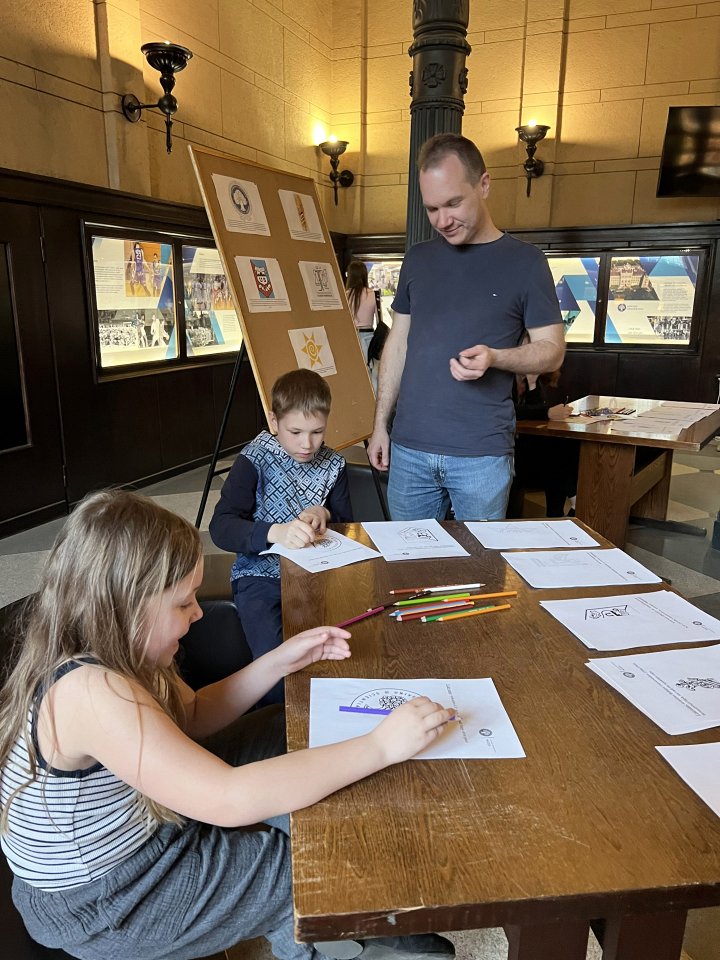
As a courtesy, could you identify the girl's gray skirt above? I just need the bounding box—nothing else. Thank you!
[11,705,327,960]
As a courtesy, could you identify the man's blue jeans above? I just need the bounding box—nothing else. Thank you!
[387,441,514,521]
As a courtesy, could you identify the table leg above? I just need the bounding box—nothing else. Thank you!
[504,920,589,960]
[631,449,672,521]
[575,441,636,547]
[600,910,686,960]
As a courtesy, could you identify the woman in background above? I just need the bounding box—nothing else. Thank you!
[345,261,378,367]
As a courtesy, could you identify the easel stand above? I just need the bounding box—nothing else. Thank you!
[195,342,248,528]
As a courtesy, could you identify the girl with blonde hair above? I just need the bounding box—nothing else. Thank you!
[0,490,453,960]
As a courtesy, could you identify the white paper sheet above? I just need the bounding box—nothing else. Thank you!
[657,743,720,818]
[362,520,470,561]
[502,547,662,589]
[466,519,599,550]
[308,677,525,759]
[587,644,720,734]
[541,590,720,651]
[262,529,380,573]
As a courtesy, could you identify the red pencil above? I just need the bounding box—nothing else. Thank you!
[335,605,386,628]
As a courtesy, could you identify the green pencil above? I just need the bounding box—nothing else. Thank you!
[394,592,471,606]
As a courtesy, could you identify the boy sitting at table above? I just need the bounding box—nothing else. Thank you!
[210,369,352,704]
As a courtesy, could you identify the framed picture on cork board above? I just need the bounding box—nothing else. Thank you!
[189,144,375,450]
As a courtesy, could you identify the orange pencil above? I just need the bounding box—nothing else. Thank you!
[421,603,512,623]
[460,591,517,602]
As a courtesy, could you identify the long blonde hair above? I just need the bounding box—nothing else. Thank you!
[0,489,202,828]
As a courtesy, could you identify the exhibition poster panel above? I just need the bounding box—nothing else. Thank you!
[91,236,177,368]
[545,255,600,345]
[189,146,375,449]
[604,253,700,346]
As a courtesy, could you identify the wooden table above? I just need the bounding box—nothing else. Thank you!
[283,522,720,960]
[516,395,720,548]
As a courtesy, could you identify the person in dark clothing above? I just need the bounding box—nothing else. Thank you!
[508,370,579,518]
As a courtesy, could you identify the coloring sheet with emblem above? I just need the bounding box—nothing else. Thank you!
[308,677,525,759]
[587,644,720,734]
[540,590,720,651]
[657,743,720,819]
[261,528,380,573]
[501,547,661,589]
[466,519,599,550]
[362,520,470,561]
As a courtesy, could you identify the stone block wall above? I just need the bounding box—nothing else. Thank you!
[0,0,718,233]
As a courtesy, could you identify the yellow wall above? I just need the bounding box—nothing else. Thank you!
[0,0,718,233]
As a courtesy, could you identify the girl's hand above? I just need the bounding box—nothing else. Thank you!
[278,627,352,675]
[269,518,316,549]
[370,697,456,764]
[298,505,330,535]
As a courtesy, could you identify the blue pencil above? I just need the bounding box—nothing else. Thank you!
[339,705,391,716]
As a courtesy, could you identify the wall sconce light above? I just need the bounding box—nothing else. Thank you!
[515,122,550,197]
[122,42,193,154]
[318,139,354,205]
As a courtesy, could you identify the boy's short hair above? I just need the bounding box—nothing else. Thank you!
[271,369,332,419]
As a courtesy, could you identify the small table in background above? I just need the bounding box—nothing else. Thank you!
[516,395,720,547]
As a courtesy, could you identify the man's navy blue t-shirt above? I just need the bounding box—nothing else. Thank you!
[390,233,563,458]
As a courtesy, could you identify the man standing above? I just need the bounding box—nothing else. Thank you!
[367,133,565,521]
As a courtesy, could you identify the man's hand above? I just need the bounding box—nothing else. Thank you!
[367,427,391,471]
[449,345,495,381]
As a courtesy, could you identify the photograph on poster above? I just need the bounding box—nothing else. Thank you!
[235,255,290,312]
[278,189,323,242]
[211,173,271,235]
[545,256,599,344]
[360,259,403,327]
[91,236,177,368]
[288,326,337,376]
[182,245,243,357]
[298,260,343,310]
[605,254,700,345]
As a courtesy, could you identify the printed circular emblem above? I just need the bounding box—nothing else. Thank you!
[230,183,251,215]
[350,687,421,712]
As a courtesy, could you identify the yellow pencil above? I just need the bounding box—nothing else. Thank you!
[422,603,512,623]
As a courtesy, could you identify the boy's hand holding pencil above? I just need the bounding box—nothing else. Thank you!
[298,505,331,535]
[268,517,317,549]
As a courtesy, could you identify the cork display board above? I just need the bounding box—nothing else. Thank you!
[189,145,375,449]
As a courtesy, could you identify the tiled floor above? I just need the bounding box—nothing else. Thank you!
[2,447,719,960]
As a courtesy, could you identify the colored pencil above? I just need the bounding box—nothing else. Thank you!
[339,705,392,716]
[391,600,473,619]
[396,602,489,623]
[456,591,517,601]
[393,593,471,606]
[335,605,386,628]
[421,603,512,623]
[388,582,484,596]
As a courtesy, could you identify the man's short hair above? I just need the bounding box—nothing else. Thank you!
[417,133,487,185]
[271,369,332,419]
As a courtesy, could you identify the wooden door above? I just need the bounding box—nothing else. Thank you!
[0,202,65,532]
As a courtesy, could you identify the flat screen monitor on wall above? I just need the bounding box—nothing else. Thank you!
[656,106,720,198]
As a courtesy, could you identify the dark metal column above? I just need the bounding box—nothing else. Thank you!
[405,0,471,250]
